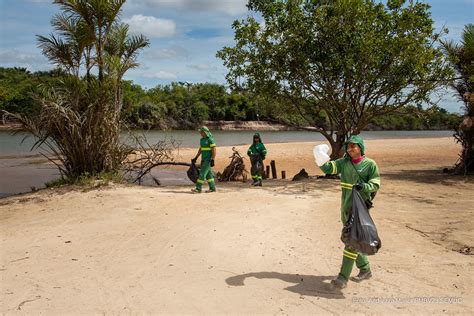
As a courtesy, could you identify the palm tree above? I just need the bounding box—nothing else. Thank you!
[17,0,149,179]
[441,24,474,174]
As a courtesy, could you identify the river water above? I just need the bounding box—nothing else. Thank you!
[0,130,453,197]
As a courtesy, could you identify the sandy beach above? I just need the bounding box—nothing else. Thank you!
[1,137,473,314]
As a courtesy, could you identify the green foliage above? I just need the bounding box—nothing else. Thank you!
[441,24,474,103]
[2,67,460,130]
[371,106,461,130]
[441,24,474,174]
[122,82,278,129]
[0,67,64,117]
[13,0,149,180]
[218,0,451,157]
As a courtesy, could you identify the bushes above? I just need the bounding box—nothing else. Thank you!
[0,67,64,118]
[370,106,461,130]
[13,0,149,181]
[3,68,462,131]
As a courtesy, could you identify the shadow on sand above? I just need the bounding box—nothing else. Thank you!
[225,271,345,299]
[380,169,474,185]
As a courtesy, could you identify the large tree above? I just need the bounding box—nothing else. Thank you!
[441,24,474,175]
[218,0,450,158]
[17,0,149,179]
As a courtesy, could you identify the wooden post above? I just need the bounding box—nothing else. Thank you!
[266,165,270,179]
[281,170,286,179]
[270,160,277,179]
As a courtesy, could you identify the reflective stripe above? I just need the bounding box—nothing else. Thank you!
[343,253,357,260]
[341,182,353,190]
[331,161,337,174]
[196,179,204,184]
[252,175,259,179]
[209,143,216,148]
[343,250,358,260]
[207,178,215,183]
[344,249,358,256]
[201,147,211,151]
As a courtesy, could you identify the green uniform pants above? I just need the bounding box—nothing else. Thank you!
[338,247,370,281]
[250,155,263,182]
[195,160,215,191]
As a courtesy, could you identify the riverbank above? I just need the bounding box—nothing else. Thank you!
[1,131,457,197]
[1,120,458,132]
[0,123,22,131]
[179,137,462,178]
[203,120,301,131]
[1,136,473,313]
[2,121,301,132]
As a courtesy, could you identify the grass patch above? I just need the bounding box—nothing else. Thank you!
[45,171,124,188]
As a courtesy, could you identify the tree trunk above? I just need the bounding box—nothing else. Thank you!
[453,94,474,175]
[455,115,474,174]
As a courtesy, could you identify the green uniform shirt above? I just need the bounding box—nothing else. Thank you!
[320,157,381,223]
[200,137,216,161]
[247,143,267,156]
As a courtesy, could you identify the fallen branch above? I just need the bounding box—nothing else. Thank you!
[218,147,248,182]
[122,132,182,184]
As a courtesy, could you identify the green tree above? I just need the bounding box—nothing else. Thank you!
[16,0,149,179]
[441,24,474,174]
[0,67,64,117]
[218,0,450,158]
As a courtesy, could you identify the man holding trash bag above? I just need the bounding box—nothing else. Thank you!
[314,135,381,289]
[191,126,217,193]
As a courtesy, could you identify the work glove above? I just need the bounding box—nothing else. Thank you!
[313,144,330,166]
[354,182,364,191]
[210,159,215,167]
[191,158,197,164]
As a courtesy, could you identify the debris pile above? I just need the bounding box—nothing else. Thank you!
[217,147,248,182]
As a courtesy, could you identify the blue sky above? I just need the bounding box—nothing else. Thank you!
[0,0,473,112]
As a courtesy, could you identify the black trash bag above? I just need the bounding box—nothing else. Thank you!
[250,153,263,175]
[292,168,309,181]
[341,188,381,255]
[187,162,200,183]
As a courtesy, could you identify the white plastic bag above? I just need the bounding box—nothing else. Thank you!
[313,144,330,166]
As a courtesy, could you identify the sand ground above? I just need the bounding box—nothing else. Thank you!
[1,137,473,314]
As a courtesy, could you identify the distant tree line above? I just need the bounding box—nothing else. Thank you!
[0,66,460,131]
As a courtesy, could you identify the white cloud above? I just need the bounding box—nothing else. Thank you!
[130,0,248,16]
[187,63,217,71]
[144,45,189,60]
[0,49,50,71]
[140,70,178,80]
[0,50,42,63]
[124,15,176,38]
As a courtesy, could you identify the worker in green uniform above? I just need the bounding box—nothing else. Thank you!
[314,135,380,289]
[191,126,217,193]
[247,133,267,186]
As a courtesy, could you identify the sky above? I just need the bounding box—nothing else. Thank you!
[0,0,473,113]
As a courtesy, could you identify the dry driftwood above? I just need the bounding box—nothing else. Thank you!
[122,132,190,184]
[217,147,248,182]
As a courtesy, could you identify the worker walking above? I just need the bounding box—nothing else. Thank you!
[191,126,217,193]
[314,135,380,289]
